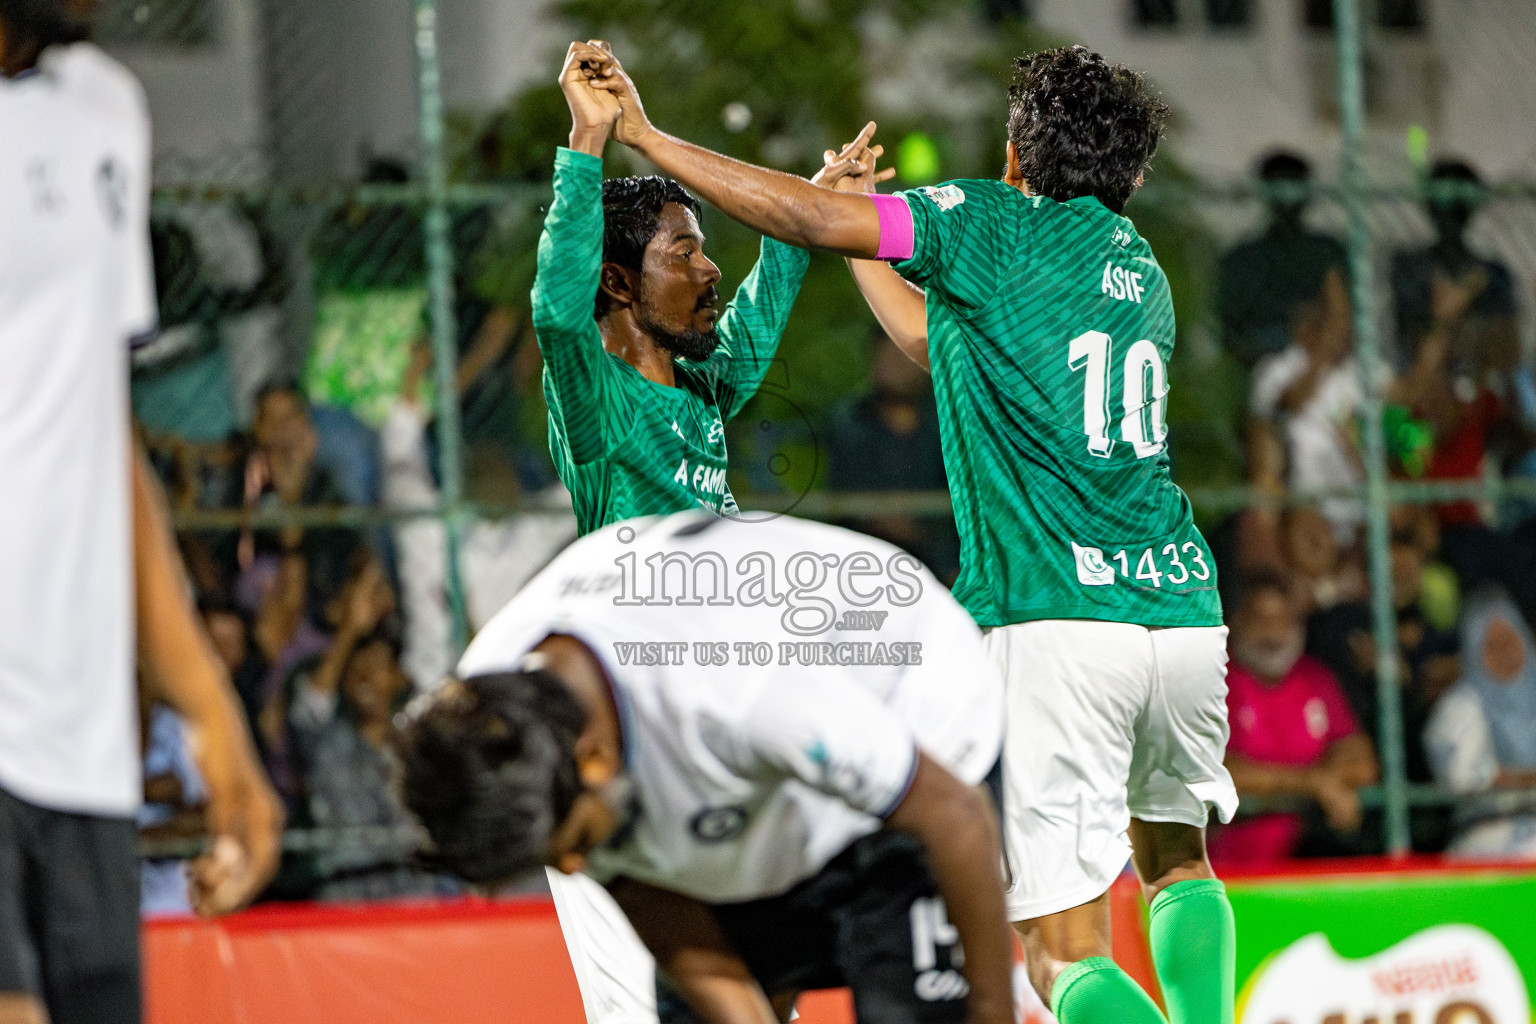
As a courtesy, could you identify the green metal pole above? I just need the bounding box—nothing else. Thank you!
[1333,0,1410,854]
[412,0,469,654]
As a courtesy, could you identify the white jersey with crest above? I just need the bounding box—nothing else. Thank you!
[0,43,156,816]
[457,510,1002,904]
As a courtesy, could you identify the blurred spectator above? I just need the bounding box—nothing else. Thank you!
[1391,160,1518,370]
[1388,161,1524,593]
[1425,586,1536,859]
[251,379,380,511]
[138,696,207,917]
[131,205,290,443]
[1210,570,1379,866]
[304,158,429,430]
[1248,268,1363,544]
[1217,151,1346,368]
[199,597,272,752]
[1279,504,1365,613]
[384,343,576,691]
[823,330,959,582]
[1307,516,1460,849]
[287,559,453,901]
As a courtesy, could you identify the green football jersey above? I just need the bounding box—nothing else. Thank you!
[532,149,809,535]
[891,179,1222,629]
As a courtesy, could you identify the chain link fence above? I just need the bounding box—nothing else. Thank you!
[121,0,1536,874]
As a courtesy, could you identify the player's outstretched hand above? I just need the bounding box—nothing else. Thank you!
[189,760,284,916]
[559,40,621,153]
[580,44,654,149]
[812,120,897,193]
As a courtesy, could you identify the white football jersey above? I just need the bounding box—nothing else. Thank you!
[0,44,156,815]
[458,512,1003,903]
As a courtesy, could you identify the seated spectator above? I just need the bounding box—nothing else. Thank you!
[1307,520,1461,849]
[1391,266,1512,593]
[1249,268,1362,544]
[250,380,379,512]
[1280,503,1365,614]
[1426,586,1536,859]
[138,695,208,917]
[287,558,453,901]
[1216,151,1346,368]
[199,598,272,754]
[823,329,959,582]
[1209,570,1379,866]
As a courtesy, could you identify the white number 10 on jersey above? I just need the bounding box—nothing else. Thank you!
[1067,330,1168,460]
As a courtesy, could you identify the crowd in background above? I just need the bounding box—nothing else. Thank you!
[131,148,1536,915]
[1208,151,1536,865]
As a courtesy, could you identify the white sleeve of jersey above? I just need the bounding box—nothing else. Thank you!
[711,678,920,819]
[121,76,157,345]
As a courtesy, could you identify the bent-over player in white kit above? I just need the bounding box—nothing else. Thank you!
[399,511,1015,1024]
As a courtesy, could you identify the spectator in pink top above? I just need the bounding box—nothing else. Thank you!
[1210,570,1380,865]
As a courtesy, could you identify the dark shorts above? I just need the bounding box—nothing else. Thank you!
[0,784,141,1024]
[659,831,970,1024]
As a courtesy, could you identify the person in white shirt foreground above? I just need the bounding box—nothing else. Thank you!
[399,511,1013,1024]
[1,2,281,1022]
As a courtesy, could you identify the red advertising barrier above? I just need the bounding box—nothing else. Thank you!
[144,880,1161,1024]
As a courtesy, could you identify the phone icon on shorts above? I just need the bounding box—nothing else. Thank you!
[1072,542,1115,587]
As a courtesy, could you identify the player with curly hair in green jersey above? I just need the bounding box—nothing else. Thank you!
[574,39,1238,1024]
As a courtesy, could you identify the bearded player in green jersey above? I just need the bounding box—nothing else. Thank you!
[572,40,1238,1024]
[536,42,824,535]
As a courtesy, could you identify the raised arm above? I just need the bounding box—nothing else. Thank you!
[816,138,931,369]
[132,441,283,915]
[572,42,883,259]
[886,754,1015,1024]
[607,879,780,1024]
[531,44,626,464]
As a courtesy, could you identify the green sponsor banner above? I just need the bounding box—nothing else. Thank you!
[1229,869,1536,1024]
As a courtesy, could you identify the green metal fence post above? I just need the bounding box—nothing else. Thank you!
[412,0,470,654]
[1333,0,1411,854]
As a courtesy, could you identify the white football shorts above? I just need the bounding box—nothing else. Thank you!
[984,619,1237,921]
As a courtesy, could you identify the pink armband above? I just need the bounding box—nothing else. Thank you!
[869,193,914,262]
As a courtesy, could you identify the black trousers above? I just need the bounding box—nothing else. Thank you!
[658,831,970,1024]
[0,784,141,1024]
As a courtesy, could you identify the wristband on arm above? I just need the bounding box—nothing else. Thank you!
[868,193,914,262]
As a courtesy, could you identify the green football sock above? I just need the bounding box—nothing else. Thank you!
[1050,956,1168,1024]
[1148,878,1236,1024]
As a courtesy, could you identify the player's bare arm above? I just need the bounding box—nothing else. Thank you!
[819,136,932,369]
[132,441,283,916]
[886,753,1015,1024]
[608,879,781,1024]
[571,43,883,259]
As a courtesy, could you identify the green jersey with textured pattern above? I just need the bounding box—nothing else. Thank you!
[889,179,1222,628]
[532,148,810,535]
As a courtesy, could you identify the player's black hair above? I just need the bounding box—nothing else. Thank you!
[398,671,588,885]
[1006,45,1169,215]
[595,176,702,318]
[0,0,90,52]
